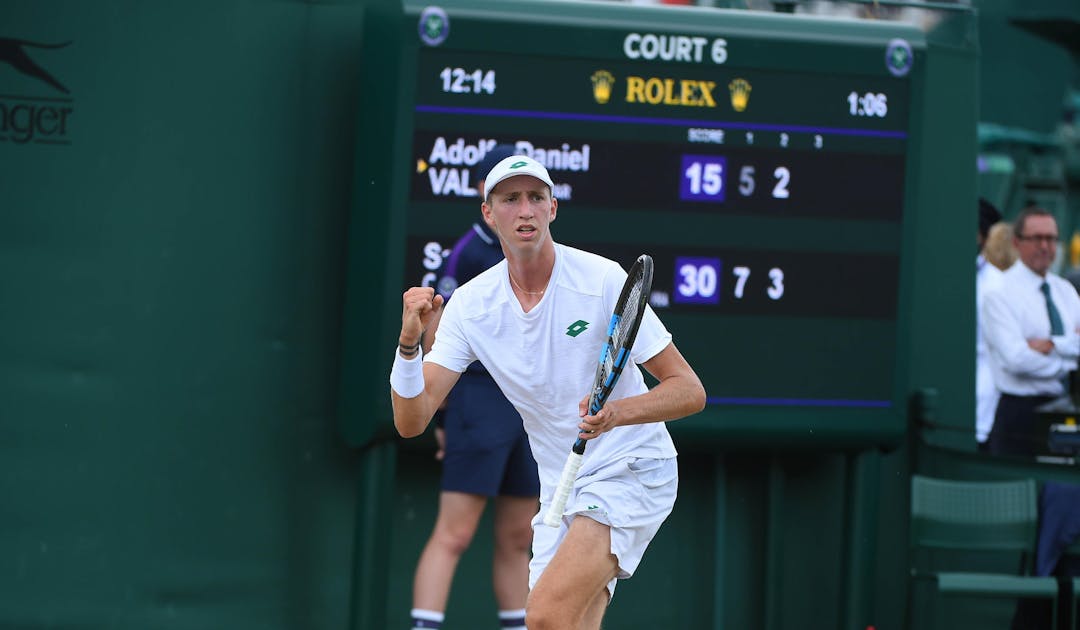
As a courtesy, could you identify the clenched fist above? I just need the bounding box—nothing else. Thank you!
[400,286,445,348]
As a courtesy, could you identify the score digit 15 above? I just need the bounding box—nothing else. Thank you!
[681,154,791,202]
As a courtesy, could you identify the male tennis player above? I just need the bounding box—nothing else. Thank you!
[408,144,538,630]
[390,155,705,629]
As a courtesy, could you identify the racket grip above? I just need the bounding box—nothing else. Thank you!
[543,451,584,527]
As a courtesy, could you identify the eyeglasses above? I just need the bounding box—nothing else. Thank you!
[1016,234,1059,245]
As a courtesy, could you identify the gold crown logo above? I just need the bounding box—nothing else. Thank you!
[591,70,615,105]
[729,78,751,112]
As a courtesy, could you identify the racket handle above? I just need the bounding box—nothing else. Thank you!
[543,451,584,527]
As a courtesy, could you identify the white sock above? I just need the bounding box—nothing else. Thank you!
[411,608,444,629]
[499,608,527,630]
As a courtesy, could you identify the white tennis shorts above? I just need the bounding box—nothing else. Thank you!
[529,456,678,599]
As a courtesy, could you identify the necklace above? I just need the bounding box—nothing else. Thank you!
[508,271,546,296]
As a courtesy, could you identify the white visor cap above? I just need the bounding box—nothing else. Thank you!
[483,155,555,199]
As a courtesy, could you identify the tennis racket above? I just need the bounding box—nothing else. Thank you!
[543,254,654,528]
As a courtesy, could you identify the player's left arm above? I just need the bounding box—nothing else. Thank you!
[577,342,705,438]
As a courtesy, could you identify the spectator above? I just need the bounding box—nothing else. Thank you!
[982,206,1080,456]
[983,221,1018,271]
[976,199,1004,451]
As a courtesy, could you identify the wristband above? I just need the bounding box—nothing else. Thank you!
[390,348,424,398]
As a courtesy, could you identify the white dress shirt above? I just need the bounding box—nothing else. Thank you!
[975,255,1004,442]
[982,261,1080,397]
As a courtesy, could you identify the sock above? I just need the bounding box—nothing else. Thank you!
[411,608,444,629]
[499,608,527,630]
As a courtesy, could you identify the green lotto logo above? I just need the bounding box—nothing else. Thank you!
[566,320,589,337]
[509,160,531,170]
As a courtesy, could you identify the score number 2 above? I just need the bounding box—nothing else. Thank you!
[681,155,791,202]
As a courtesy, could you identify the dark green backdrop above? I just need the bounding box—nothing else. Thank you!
[2,1,1077,629]
[1,1,372,627]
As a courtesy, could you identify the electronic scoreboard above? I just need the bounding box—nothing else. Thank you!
[344,0,956,450]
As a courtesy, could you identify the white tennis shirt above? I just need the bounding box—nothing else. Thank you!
[425,243,678,500]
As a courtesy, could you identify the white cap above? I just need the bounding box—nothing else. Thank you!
[483,155,555,199]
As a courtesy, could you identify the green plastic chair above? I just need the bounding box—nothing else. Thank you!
[909,475,1059,630]
[1073,576,1079,630]
[1070,540,1080,630]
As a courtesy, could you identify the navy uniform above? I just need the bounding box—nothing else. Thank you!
[434,172,538,499]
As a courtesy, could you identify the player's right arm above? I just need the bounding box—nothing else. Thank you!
[391,286,461,438]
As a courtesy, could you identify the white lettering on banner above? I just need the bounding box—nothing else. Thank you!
[623,33,727,65]
[688,128,725,144]
[514,142,591,172]
[424,138,589,198]
[429,137,497,165]
[428,167,474,196]
[423,242,444,270]
[426,137,502,197]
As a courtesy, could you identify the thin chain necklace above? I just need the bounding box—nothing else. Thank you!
[508,271,546,296]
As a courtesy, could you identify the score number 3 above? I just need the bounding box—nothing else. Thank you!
[675,258,786,304]
[733,266,785,300]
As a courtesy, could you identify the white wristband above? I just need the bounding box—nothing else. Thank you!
[390,349,425,398]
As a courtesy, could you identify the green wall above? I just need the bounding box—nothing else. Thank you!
[1,1,370,627]
[974,0,1074,134]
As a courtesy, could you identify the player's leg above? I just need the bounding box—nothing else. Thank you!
[492,429,540,627]
[412,491,487,613]
[411,376,503,625]
[579,586,612,630]
[491,495,536,628]
[525,515,619,630]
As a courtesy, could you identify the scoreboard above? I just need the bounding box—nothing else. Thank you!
[343,0,962,450]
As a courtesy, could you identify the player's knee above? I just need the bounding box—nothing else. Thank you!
[496,522,533,553]
[524,596,563,630]
[525,582,585,629]
[432,523,476,556]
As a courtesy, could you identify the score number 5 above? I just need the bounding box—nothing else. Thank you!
[681,155,791,202]
[737,165,791,199]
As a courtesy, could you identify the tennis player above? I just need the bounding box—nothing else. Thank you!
[409,144,539,630]
[390,155,705,629]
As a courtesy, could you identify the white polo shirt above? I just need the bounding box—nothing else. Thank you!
[425,243,677,500]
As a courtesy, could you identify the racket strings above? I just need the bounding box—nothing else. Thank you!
[614,273,646,344]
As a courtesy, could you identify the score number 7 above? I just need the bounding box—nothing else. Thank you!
[733,266,785,300]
